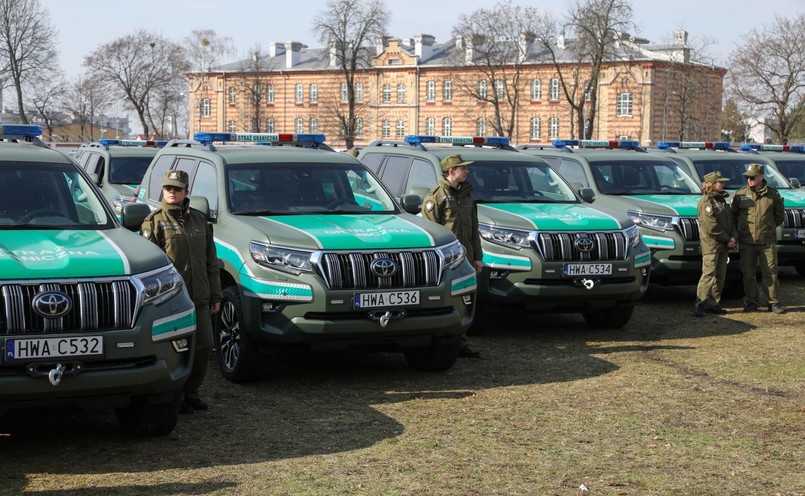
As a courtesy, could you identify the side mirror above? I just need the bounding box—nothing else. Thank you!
[789,177,801,188]
[578,187,595,203]
[120,203,152,231]
[189,195,211,220]
[399,194,422,214]
[88,172,101,186]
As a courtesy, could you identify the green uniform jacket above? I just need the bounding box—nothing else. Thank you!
[141,198,222,306]
[697,190,737,254]
[422,177,483,262]
[730,180,784,246]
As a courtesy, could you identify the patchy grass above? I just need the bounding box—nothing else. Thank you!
[2,269,803,496]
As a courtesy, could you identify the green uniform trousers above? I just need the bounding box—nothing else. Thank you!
[696,251,729,307]
[184,304,213,400]
[739,243,779,306]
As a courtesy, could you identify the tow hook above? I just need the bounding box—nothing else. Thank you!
[573,278,600,290]
[369,309,407,328]
[26,361,83,386]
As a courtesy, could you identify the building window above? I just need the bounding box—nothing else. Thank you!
[228,120,236,132]
[548,116,559,139]
[530,79,541,101]
[442,117,452,136]
[295,83,304,103]
[530,117,541,141]
[252,83,261,103]
[478,80,488,99]
[355,117,364,137]
[266,117,275,133]
[228,87,237,104]
[425,117,435,135]
[549,78,560,101]
[381,119,391,138]
[340,83,348,102]
[397,83,406,103]
[356,82,364,102]
[616,92,633,116]
[382,83,391,103]
[266,84,274,104]
[309,83,318,103]
[426,80,436,102]
[583,80,592,101]
[309,117,318,132]
[200,98,211,117]
[396,119,405,138]
[476,117,487,136]
[295,117,304,133]
[494,79,505,100]
[443,80,452,101]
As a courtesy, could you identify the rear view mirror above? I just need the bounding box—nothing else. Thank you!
[399,194,421,214]
[578,187,595,203]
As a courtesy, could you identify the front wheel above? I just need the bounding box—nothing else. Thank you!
[115,393,179,437]
[404,338,460,372]
[582,303,634,329]
[215,287,264,383]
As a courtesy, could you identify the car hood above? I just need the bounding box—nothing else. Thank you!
[478,203,625,230]
[0,228,169,279]
[627,195,700,216]
[779,188,805,207]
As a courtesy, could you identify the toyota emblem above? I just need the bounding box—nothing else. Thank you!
[370,258,397,277]
[32,291,73,318]
[574,236,595,253]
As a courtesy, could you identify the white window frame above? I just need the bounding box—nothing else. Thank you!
[309,83,318,103]
[530,117,541,141]
[295,117,304,133]
[426,80,436,102]
[266,84,274,104]
[616,92,633,117]
[294,83,304,103]
[530,79,541,101]
[548,116,559,140]
[200,98,211,117]
[228,87,237,104]
[340,83,348,102]
[381,119,391,138]
[478,80,488,99]
[397,83,406,103]
[396,119,405,138]
[356,82,364,102]
[476,117,487,136]
[266,117,275,133]
[425,117,436,135]
[443,80,453,101]
[549,78,560,101]
[382,83,391,103]
[441,117,452,136]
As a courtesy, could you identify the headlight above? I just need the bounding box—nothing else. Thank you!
[250,241,313,274]
[627,210,675,232]
[478,223,531,249]
[135,265,184,306]
[624,224,642,247]
[437,240,466,270]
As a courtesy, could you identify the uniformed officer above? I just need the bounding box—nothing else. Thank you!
[730,163,786,314]
[422,154,482,358]
[141,170,223,412]
[694,171,737,317]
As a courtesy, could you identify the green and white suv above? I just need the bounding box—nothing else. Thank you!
[133,132,476,381]
[519,139,736,285]
[0,125,196,436]
[358,135,651,330]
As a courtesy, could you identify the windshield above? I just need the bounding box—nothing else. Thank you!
[0,163,113,229]
[227,162,398,215]
[772,159,805,184]
[589,160,700,195]
[108,156,152,184]
[470,160,579,203]
[691,159,791,190]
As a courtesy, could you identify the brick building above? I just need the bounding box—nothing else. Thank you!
[187,30,726,148]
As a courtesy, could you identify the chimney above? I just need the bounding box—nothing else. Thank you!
[414,34,435,63]
[269,42,285,58]
[376,36,386,56]
[329,40,339,67]
[557,34,565,50]
[518,31,535,62]
[285,41,302,68]
[673,30,689,45]
[464,34,483,63]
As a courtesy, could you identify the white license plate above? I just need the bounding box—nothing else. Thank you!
[4,336,103,362]
[795,229,805,240]
[354,290,420,309]
[563,263,612,277]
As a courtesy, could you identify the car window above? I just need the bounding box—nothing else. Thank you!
[190,160,219,214]
[84,153,100,174]
[406,159,438,198]
[556,158,589,188]
[378,155,413,197]
[692,158,791,190]
[472,160,578,202]
[589,160,699,194]
[360,153,383,174]
[147,155,175,201]
[775,160,805,183]
[108,156,153,185]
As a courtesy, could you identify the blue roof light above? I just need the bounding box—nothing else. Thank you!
[552,139,579,148]
[405,135,438,144]
[194,132,235,144]
[0,124,43,137]
[404,135,509,146]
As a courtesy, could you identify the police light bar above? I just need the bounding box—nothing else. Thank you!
[0,124,43,137]
[552,139,640,149]
[740,143,805,153]
[99,139,169,148]
[657,141,731,150]
[404,135,510,146]
[194,132,327,145]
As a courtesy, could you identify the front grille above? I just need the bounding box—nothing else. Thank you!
[676,217,700,241]
[783,208,805,228]
[535,232,628,261]
[1,280,136,335]
[320,250,441,290]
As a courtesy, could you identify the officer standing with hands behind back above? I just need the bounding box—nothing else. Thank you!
[694,171,737,317]
[422,154,483,358]
[730,163,786,314]
[141,170,222,413]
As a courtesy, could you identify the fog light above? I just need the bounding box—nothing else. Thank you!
[641,268,649,277]
[262,302,286,313]
[462,294,473,305]
[489,270,509,280]
[171,338,190,352]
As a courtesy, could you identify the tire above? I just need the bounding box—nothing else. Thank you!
[115,393,179,437]
[404,338,460,372]
[215,286,265,383]
[795,263,805,277]
[582,303,634,330]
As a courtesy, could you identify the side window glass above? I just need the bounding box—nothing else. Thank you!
[378,155,413,197]
[406,159,438,199]
[557,159,589,187]
[190,160,218,214]
[175,157,199,185]
[84,153,99,174]
[147,155,175,202]
[360,153,383,173]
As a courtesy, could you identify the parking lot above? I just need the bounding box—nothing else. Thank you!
[1,270,803,495]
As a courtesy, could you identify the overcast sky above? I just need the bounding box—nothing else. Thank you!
[42,0,799,79]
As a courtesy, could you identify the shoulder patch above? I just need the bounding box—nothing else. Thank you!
[704,205,712,214]
[424,201,434,212]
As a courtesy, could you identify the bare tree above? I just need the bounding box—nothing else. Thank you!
[721,97,748,143]
[534,0,634,139]
[185,30,234,134]
[60,75,111,141]
[30,77,66,139]
[727,14,805,144]
[312,0,389,149]
[236,45,274,132]
[84,30,190,139]
[451,1,542,139]
[0,0,59,123]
